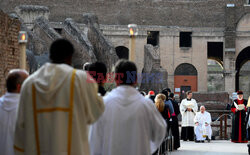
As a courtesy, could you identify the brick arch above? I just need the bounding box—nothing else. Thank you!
[174,63,197,76]
[174,63,198,97]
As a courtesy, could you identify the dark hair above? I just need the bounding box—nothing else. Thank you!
[169,92,174,98]
[186,91,192,95]
[88,62,107,84]
[6,72,26,92]
[49,39,74,63]
[115,59,137,85]
[161,89,169,100]
[163,88,171,93]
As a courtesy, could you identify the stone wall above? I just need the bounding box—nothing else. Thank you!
[0,10,21,96]
[192,92,230,110]
[62,18,96,69]
[140,44,168,93]
[83,14,118,71]
[15,5,49,29]
[0,0,246,27]
[33,16,61,55]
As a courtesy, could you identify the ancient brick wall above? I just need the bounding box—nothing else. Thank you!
[0,0,246,27]
[0,10,21,96]
[192,92,230,110]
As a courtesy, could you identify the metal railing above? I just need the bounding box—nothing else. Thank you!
[208,110,232,140]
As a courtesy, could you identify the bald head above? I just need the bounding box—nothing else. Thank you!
[6,69,29,93]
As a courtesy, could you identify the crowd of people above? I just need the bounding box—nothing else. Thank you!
[0,38,249,155]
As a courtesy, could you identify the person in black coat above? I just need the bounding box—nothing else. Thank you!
[88,62,107,96]
[169,93,180,150]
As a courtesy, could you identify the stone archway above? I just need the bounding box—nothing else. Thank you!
[115,46,129,60]
[174,63,198,99]
[207,59,224,92]
[235,47,250,97]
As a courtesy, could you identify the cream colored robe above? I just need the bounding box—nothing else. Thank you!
[180,98,198,127]
[89,85,166,155]
[14,63,104,155]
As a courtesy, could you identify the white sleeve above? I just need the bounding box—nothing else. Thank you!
[77,71,105,124]
[88,117,104,155]
[180,100,186,115]
[148,102,166,152]
[194,113,199,123]
[14,83,28,154]
[193,99,198,114]
[206,113,212,124]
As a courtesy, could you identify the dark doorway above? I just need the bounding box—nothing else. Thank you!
[54,28,62,35]
[174,63,198,99]
[180,86,191,100]
[115,46,129,59]
[236,47,250,92]
[207,42,223,65]
[174,63,197,76]
[180,32,192,48]
[147,31,159,46]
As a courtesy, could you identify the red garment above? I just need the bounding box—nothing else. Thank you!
[231,107,236,113]
[238,99,243,142]
[231,99,248,143]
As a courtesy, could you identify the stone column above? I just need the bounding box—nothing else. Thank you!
[224,4,236,95]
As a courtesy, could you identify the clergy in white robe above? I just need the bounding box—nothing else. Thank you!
[14,39,104,155]
[180,91,198,141]
[194,106,212,142]
[0,69,28,155]
[89,60,166,155]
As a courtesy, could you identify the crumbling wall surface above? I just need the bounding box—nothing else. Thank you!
[0,0,244,27]
[0,10,21,96]
[192,92,230,110]
[83,13,118,71]
[140,44,168,94]
[33,16,61,51]
[62,18,96,69]
[15,5,49,29]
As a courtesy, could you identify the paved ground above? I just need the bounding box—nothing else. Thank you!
[170,140,248,155]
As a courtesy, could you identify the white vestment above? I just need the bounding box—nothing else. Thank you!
[180,98,198,127]
[194,111,212,140]
[14,63,104,155]
[0,93,20,155]
[89,85,166,155]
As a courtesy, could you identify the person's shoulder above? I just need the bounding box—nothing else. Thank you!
[205,111,211,115]
[75,69,87,77]
[103,88,118,105]
[143,96,154,105]
[181,98,187,102]
[139,97,157,112]
[75,69,96,84]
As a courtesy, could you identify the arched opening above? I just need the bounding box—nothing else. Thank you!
[207,59,224,92]
[174,63,198,99]
[236,47,250,98]
[115,46,129,60]
[238,61,250,98]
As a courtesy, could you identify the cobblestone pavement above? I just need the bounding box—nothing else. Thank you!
[170,140,248,155]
